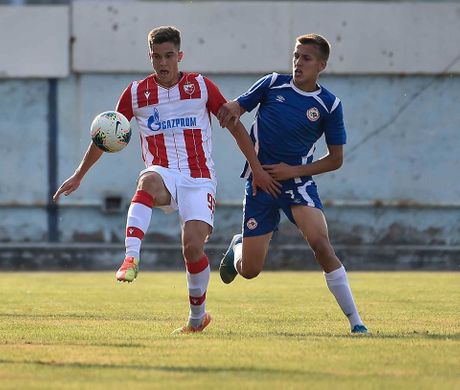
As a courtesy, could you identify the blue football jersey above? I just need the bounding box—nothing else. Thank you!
[237,73,346,181]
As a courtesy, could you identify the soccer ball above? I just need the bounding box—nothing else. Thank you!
[90,111,131,153]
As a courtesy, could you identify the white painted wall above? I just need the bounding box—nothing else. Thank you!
[1,2,459,77]
[72,1,460,75]
[289,2,460,75]
[0,6,69,78]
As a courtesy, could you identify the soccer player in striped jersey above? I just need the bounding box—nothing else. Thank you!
[218,34,368,334]
[53,26,280,333]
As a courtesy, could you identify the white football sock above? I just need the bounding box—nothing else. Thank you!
[186,255,210,327]
[233,242,242,274]
[324,266,363,329]
[125,196,153,258]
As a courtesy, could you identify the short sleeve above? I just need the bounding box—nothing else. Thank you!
[236,73,274,113]
[116,83,134,121]
[204,77,227,116]
[323,99,346,145]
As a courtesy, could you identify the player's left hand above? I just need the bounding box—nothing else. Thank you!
[251,167,282,197]
[217,101,241,127]
[262,163,296,181]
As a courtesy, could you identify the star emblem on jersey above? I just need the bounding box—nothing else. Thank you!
[183,82,195,95]
[306,107,320,121]
[246,218,258,230]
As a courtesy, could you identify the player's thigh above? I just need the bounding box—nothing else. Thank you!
[242,179,280,237]
[137,171,171,206]
[241,232,273,275]
[182,220,211,262]
[177,178,216,229]
[290,205,331,246]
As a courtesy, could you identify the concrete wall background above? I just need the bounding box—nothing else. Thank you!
[0,1,459,269]
[0,6,69,77]
[72,2,460,74]
[2,2,460,76]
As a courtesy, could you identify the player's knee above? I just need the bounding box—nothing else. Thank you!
[240,270,260,279]
[239,265,261,280]
[182,242,203,263]
[310,238,334,259]
[138,173,162,194]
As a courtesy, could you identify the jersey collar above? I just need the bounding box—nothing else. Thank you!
[290,79,322,97]
[153,72,185,90]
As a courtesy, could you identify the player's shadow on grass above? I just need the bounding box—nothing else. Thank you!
[0,359,306,375]
[0,313,162,321]
[264,331,460,340]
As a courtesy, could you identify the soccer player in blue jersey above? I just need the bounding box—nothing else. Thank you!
[217,34,368,334]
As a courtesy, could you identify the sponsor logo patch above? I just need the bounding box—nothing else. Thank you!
[147,107,197,132]
[147,107,161,131]
[276,95,285,103]
[306,107,320,121]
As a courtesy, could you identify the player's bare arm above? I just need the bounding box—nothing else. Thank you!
[53,142,103,202]
[217,100,246,128]
[226,121,281,197]
[263,144,343,181]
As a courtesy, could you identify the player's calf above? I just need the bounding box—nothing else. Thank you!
[309,239,341,273]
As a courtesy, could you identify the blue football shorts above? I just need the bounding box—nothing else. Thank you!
[242,177,323,237]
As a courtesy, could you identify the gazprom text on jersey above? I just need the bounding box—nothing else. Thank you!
[159,117,197,130]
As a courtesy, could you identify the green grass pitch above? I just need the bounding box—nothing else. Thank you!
[0,271,459,389]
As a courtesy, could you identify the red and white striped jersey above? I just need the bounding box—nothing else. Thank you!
[116,72,227,180]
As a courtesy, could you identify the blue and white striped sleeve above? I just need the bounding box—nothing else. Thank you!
[323,98,347,145]
[236,73,274,113]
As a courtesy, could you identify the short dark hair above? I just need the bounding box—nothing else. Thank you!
[148,26,181,50]
[296,34,330,61]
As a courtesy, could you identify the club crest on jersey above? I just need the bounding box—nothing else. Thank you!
[183,82,195,95]
[306,107,320,122]
[246,218,258,230]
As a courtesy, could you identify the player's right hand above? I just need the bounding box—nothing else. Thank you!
[53,175,81,202]
[251,167,282,198]
[217,101,241,127]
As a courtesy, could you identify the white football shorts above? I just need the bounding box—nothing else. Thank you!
[139,166,216,228]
